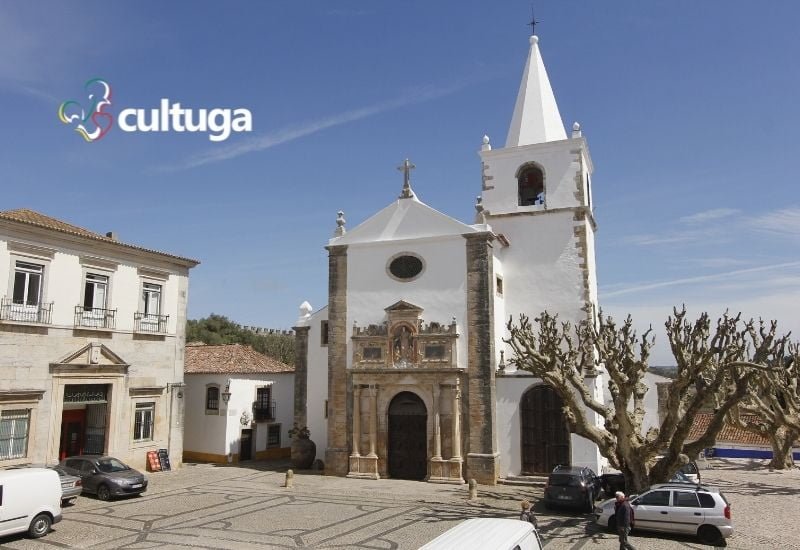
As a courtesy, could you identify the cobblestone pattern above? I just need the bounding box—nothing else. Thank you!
[3,459,799,549]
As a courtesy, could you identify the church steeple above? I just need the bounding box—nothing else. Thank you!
[505,35,567,147]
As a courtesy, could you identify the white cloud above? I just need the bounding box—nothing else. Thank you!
[747,207,800,238]
[678,208,739,225]
[159,82,470,171]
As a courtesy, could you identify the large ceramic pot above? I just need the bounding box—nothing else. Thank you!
[291,438,316,470]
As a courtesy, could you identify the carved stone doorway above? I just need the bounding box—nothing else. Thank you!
[387,392,427,480]
[521,384,570,474]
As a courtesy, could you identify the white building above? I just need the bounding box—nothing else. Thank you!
[0,209,198,470]
[294,34,605,485]
[183,343,294,463]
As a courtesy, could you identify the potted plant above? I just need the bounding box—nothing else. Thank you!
[289,424,316,469]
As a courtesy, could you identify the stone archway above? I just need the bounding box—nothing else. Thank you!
[387,391,427,480]
[520,384,570,474]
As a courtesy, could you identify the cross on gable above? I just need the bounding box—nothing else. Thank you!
[397,158,416,199]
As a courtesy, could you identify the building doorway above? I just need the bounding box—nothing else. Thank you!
[240,429,253,461]
[59,384,109,459]
[520,384,570,474]
[387,392,427,480]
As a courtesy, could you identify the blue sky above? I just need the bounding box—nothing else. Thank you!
[2,1,798,365]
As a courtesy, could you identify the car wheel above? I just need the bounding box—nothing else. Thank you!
[96,484,112,501]
[28,513,52,538]
[608,516,617,532]
[698,525,722,545]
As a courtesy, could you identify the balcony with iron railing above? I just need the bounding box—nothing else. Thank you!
[134,312,169,334]
[74,306,116,330]
[0,298,53,324]
[253,401,276,422]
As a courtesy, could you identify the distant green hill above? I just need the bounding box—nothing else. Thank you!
[186,314,294,365]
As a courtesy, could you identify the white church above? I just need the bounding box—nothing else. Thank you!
[293,34,604,485]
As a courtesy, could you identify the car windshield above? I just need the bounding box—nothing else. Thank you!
[96,458,130,473]
[549,474,582,487]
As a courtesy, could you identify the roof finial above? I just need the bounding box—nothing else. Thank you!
[397,158,416,199]
[527,5,540,37]
[334,210,346,236]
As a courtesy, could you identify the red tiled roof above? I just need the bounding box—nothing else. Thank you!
[0,209,199,266]
[184,343,294,374]
[689,412,797,446]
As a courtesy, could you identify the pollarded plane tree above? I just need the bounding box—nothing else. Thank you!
[505,308,792,493]
[729,340,800,469]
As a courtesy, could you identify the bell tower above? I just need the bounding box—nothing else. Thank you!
[479,34,598,328]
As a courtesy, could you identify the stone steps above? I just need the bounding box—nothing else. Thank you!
[498,475,548,487]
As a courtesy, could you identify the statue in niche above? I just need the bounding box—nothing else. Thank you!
[392,325,414,366]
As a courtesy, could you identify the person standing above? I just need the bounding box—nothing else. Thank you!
[614,491,636,550]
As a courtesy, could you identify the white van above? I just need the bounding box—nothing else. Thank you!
[0,468,62,539]
[420,518,543,550]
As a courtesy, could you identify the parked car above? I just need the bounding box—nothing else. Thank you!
[0,468,62,539]
[59,455,147,501]
[6,464,82,504]
[543,465,602,512]
[600,469,696,498]
[420,518,542,550]
[593,483,732,545]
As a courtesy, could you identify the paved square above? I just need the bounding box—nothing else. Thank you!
[2,459,798,549]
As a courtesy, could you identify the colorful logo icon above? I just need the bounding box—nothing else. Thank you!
[58,78,113,142]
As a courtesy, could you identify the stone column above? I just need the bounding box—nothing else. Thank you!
[451,384,462,460]
[463,232,498,484]
[292,325,310,431]
[351,385,361,457]
[432,384,442,460]
[367,385,378,457]
[325,244,349,476]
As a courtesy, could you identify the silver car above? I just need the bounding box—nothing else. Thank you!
[594,483,732,545]
[5,464,82,504]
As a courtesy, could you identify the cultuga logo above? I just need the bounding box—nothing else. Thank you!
[58,78,253,142]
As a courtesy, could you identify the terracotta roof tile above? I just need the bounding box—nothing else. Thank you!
[0,208,199,266]
[689,412,798,446]
[184,343,294,374]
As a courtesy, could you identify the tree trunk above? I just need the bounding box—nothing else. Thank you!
[622,461,650,495]
[767,427,798,470]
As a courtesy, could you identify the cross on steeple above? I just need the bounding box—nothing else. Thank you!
[527,6,540,36]
[397,158,416,199]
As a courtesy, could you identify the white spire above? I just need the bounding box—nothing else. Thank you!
[505,35,567,147]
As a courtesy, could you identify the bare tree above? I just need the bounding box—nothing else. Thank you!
[505,308,791,492]
[730,342,800,469]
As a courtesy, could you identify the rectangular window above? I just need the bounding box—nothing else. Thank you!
[320,320,329,346]
[206,387,220,411]
[254,387,273,421]
[142,283,162,316]
[673,491,700,507]
[267,424,281,448]
[133,402,154,441]
[496,276,503,296]
[83,273,109,310]
[13,262,43,306]
[0,409,30,460]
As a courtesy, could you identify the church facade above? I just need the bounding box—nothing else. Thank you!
[294,35,604,485]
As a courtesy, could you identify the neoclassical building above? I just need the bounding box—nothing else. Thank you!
[0,209,197,470]
[294,34,604,484]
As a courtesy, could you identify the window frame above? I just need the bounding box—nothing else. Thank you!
[83,272,110,311]
[141,281,163,317]
[320,320,329,346]
[385,252,426,283]
[0,409,31,461]
[205,385,220,414]
[266,424,281,448]
[132,402,155,442]
[516,162,546,207]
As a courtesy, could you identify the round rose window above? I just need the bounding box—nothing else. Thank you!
[388,254,424,281]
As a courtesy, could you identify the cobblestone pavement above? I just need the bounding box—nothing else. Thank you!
[2,459,798,549]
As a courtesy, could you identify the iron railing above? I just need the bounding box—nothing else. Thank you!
[74,306,116,329]
[134,312,169,333]
[253,401,276,422]
[0,298,53,324]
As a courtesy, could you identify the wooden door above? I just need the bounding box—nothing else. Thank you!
[240,429,253,461]
[387,392,427,480]
[59,409,86,460]
[521,385,570,474]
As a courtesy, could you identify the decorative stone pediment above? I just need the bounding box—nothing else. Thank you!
[384,300,423,313]
[50,342,129,375]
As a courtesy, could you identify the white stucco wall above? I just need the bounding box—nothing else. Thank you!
[183,374,229,456]
[346,236,469,369]
[306,307,329,461]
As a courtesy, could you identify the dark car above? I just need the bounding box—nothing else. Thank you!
[543,465,602,512]
[59,455,147,501]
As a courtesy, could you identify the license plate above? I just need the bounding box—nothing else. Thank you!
[131,483,142,489]
[558,495,571,500]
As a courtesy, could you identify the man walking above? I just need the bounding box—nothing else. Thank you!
[614,491,636,550]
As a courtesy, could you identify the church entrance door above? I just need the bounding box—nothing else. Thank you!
[520,385,570,474]
[387,392,427,480]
